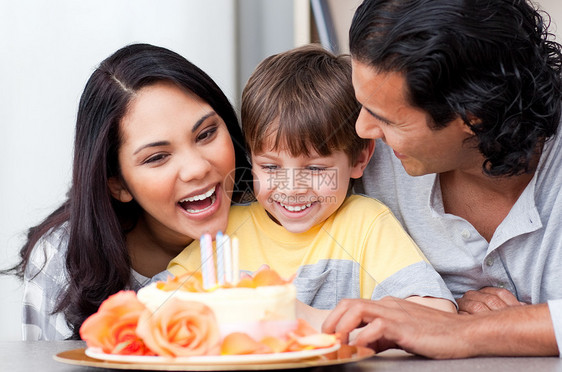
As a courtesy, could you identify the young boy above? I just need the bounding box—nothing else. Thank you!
[167,45,456,319]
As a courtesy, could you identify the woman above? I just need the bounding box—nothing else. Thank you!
[6,43,252,340]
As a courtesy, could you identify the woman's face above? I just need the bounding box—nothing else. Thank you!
[111,81,235,247]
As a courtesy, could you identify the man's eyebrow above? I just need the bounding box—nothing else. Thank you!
[364,106,394,125]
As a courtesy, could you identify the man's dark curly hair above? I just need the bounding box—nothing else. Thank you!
[350,0,562,176]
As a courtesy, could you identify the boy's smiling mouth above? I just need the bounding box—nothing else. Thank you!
[278,201,313,212]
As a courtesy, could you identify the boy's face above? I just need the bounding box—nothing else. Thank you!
[251,147,365,233]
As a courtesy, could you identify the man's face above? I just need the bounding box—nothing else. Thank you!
[351,59,477,176]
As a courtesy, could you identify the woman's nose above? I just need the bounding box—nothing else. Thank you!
[178,150,212,183]
[356,108,384,140]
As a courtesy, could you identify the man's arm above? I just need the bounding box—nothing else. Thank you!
[322,297,559,359]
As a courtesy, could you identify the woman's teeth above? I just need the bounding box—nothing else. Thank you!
[181,186,216,202]
[179,186,217,213]
[280,202,312,212]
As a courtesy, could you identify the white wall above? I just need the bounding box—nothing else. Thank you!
[0,0,239,341]
[541,0,562,39]
[0,0,294,341]
[2,0,560,342]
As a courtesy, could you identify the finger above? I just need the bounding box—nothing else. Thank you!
[322,299,358,334]
[468,292,510,311]
[350,318,386,347]
[478,287,521,307]
[457,289,513,312]
[324,299,376,340]
[456,297,492,313]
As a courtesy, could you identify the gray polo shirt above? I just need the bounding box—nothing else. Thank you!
[358,126,562,356]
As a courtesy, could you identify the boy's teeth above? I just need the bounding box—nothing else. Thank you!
[181,186,216,202]
[280,202,312,212]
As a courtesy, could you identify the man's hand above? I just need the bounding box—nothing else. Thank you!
[322,297,473,359]
[457,287,526,314]
[321,297,557,358]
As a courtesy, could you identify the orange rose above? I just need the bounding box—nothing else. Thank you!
[157,272,205,293]
[220,332,272,355]
[80,291,153,355]
[136,298,221,357]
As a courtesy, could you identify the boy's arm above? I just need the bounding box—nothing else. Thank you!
[406,295,457,313]
[295,300,331,331]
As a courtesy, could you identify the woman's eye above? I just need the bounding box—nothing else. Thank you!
[196,126,218,142]
[143,153,168,164]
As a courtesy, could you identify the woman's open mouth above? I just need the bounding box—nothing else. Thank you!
[179,186,217,213]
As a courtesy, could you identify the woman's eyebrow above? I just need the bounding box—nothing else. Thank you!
[191,111,216,133]
[133,140,169,155]
[133,111,218,155]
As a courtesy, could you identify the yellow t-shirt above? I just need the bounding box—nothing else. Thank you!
[168,195,452,309]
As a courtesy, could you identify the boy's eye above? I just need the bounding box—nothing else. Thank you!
[261,165,279,172]
[306,166,327,172]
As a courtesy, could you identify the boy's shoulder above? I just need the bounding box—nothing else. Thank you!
[337,194,392,217]
[228,202,263,221]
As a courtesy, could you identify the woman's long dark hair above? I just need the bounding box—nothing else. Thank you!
[350,0,562,176]
[5,43,252,339]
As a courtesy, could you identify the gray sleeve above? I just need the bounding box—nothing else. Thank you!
[548,299,562,357]
[148,270,175,285]
[371,261,456,305]
[22,227,72,340]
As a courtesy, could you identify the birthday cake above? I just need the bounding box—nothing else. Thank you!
[137,269,298,340]
[80,234,337,358]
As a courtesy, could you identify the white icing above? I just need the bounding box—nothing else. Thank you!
[137,283,297,338]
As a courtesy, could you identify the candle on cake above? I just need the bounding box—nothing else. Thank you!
[200,232,239,290]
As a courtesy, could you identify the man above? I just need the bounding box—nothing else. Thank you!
[323,0,562,358]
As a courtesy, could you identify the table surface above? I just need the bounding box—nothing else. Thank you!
[2,341,561,372]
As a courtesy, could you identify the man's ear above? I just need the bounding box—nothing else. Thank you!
[108,176,133,202]
[461,113,482,135]
[350,139,375,179]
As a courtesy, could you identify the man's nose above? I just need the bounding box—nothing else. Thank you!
[356,108,384,140]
